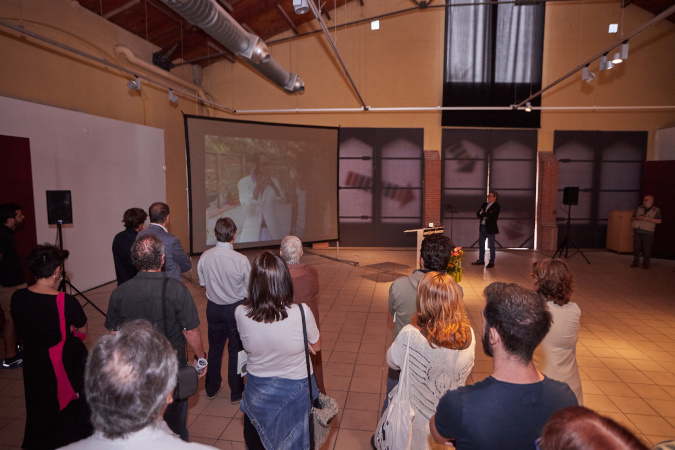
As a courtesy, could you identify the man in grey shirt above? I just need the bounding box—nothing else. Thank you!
[198,218,250,402]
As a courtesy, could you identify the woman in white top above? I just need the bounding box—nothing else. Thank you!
[532,259,583,405]
[382,272,475,450]
[235,251,321,450]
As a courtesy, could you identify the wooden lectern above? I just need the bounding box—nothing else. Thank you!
[405,226,444,269]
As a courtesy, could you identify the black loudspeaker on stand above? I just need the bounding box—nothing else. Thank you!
[48,191,106,317]
[553,187,590,264]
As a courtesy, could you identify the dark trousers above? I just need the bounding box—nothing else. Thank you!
[633,231,654,266]
[205,300,245,400]
[478,224,496,263]
[164,398,189,441]
[243,414,266,450]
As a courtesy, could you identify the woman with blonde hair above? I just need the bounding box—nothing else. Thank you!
[532,258,583,405]
[382,272,475,449]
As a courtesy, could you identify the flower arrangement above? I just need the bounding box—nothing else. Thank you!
[447,247,464,283]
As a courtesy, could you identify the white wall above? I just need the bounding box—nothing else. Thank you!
[0,96,166,290]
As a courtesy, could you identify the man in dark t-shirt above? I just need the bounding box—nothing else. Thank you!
[430,282,578,449]
[106,234,207,442]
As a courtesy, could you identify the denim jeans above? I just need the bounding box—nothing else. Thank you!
[241,373,318,450]
[478,225,496,263]
[205,300,245,400]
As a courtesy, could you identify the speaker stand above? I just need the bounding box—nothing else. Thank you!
[55,221,106,317]
[553,205,590,264]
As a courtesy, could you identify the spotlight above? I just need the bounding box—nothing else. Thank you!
[612,52,623,64]
[582,65,595,82]
[371,20,380,30]
[599,54,613,71]
[293,0,309,14]
[127,76,141,90]
[525,102,532,112]
[620,42,629,60]
[285,74,305,93]
[169,89,178,104]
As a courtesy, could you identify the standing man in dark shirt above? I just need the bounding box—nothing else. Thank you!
[106,234,207,441]
[471,191,500,268]
[0,203,26,369]
[112,207,147,285]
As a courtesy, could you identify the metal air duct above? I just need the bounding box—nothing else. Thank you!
[159,0,304,93]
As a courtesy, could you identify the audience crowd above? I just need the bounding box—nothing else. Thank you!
[2,201,662,449]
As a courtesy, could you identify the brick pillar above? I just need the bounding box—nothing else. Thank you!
[536,152,559,251]
[424,150,441,227]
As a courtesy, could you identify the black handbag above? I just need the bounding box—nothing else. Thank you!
[62,332,88,394]
[161,278,198,402]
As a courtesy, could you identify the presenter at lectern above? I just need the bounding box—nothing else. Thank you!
[471,191,500,268]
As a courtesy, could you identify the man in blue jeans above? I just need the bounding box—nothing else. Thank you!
[471,191,500,268]
[198,218,250,403]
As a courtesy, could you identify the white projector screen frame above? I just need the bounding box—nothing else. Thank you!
[184,115,339,253]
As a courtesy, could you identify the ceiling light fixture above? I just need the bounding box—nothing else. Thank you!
[599,54,614,71]
[525,102,532,112]
[581,65,595,82]
[293,0,309,14]
[620,42,629,60]
[127,76,141,90]
[371,20,380,30]
[169,89,178,103]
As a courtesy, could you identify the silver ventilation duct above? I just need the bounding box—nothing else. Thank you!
[159,0,304,93]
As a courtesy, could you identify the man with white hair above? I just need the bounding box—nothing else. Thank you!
[60,320,216,449]
[280,235,325,393]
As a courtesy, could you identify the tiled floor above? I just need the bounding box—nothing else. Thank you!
[1,247,674,449]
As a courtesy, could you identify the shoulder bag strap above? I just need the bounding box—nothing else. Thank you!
[299,304,316,449]
[393,331,412,408]
[161,277,169,336]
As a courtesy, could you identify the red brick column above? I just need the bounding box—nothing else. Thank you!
[424,150,441,227]
[537,152,559,251]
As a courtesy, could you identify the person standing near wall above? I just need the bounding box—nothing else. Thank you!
[631,195,661,269]
[0,203,26,369]
[471,191,500,269]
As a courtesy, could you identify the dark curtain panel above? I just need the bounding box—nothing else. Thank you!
[442,0,545,128]
[338,129,424,247]
[441,129,537,249]
[554,131,647,249]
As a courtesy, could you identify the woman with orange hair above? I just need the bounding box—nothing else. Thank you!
[383,272,475,450]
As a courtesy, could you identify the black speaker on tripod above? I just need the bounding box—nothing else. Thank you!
[554,187,589,264]
[563,187,579,206]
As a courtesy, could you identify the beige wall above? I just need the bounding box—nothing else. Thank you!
[0,0,209,244]
[2,0,674,245]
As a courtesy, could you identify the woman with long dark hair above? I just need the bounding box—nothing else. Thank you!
[10,244,91,449]
[382,272,475,450]
[235,251,321,450]
[532,259,583,405]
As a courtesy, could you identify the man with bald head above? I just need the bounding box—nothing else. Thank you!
[631,195,661,269]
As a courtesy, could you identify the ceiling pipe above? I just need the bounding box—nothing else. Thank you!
[234,105,675,114]
[159,0,304,93]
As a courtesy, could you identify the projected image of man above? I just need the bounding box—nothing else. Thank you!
[237,153,287,242]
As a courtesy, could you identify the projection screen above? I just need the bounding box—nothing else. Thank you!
[185,115,340,253]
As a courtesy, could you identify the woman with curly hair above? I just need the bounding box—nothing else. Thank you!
[532,259,583,405]
[383,272,475,450]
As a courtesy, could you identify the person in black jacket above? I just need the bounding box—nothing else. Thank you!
[112,207,147,285]
[471,191,500,268]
